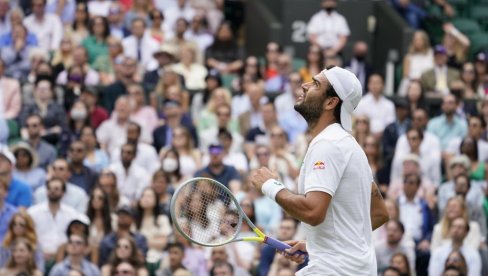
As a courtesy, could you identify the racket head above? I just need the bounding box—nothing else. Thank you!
[170,177,246,247]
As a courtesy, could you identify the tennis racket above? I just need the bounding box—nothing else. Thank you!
[170,177,306,255]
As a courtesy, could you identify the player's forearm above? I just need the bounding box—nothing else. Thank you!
[371,182,389,230]
[275,189,325,226]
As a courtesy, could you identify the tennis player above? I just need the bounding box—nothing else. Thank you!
[251,66,389,275]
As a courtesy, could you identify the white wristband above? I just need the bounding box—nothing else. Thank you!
[261,179,286,201]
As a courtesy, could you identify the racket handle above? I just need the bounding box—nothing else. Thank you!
[264,237,307,257]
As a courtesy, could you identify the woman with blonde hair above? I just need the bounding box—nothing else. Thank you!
[398,30,434,96]
[51,37,75,77]
[197,87,232,133]
[442,23,470,69]
[172,46,208,91]
[0,211,43,271]
[352,115,371,148]
[431,196,483,251]
[363,135,389,189]
[0,238,42,276]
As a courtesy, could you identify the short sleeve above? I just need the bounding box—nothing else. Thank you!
[337,16,350,36]
[307,15,320,36]
[303,140,348,196]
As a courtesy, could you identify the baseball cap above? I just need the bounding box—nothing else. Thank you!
[449,154,471,170]
[208,144,224,155]
[117,205,135,216]
[154,44,177,57]
[81,86,98,97]
[394,98,409,109]
[434,45,447,55]
[476,51,487,63]
[322,67,362,132]
[0,145,16,165]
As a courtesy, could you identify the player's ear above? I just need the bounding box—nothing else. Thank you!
[323,96,339,111]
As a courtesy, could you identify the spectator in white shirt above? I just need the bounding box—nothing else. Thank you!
[172,45,208,91]
[164,0,196,38]
[429,217,482,276]
[122,17,159,72]
[28,177,89,261]
[97,96,151,155]
[34,159,88,213]
[395,108,442,170]
[391,127,442,186]
[110,122,160,175]
[184,13,214,52]
[87,0,112,17]
[23,0,63,51]
[354,73,395,137]
[306,0,350,54]
[109,143,150,202]
[375,219,416,274]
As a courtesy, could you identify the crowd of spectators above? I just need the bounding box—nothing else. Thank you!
[0,0,488,276]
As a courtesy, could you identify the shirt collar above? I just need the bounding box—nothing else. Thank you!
[398,194,420,205]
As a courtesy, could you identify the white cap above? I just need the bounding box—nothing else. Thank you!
[322,67,362,132]
[0,144,16,165]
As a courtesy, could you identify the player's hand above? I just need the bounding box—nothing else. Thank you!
[250,167,279,191]
[283,240,307,264]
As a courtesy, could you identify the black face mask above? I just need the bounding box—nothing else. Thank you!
[324,7,335,13]
[354,55,366,62]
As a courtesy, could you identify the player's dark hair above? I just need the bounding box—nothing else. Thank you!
[324,66,343,124]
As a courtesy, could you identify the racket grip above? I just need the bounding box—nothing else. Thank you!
[264,237,307,257]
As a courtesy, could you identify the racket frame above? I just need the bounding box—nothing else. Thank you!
[171,177,268,246]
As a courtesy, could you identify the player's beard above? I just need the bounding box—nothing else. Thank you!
[294,93,327,126]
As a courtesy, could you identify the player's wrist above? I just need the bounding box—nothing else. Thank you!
[261,179,286,201]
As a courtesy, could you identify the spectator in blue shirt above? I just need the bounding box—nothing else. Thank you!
[98,206,148,266]
[0,145,32,207]
[195,144,241,192]
[49,233,100,276]
[427,94,467,152]
[0,178,17,242]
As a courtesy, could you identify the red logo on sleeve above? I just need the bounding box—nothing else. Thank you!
[313,161,325,170]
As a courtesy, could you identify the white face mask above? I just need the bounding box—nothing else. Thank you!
[71,109,87,120]
[162,158,178,173]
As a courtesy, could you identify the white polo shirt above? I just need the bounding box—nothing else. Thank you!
[307,10,350,49]
[297,123,376,275]
[28,203,88,254]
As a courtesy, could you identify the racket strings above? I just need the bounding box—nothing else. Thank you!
[174,179,241,246]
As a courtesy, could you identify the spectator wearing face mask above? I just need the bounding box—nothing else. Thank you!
[344,41,373,92]
[160,147,185,193]
[306,0,350,55]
